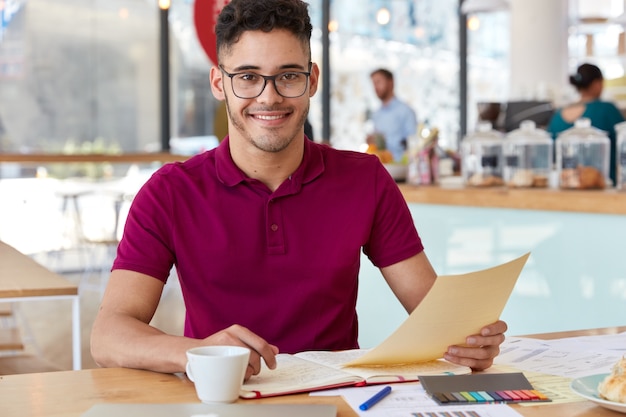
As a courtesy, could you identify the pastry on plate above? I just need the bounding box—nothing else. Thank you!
[598,356,626,403]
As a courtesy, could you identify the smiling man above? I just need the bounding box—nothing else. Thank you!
[90,0,508,381]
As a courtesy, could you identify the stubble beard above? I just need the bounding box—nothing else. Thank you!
[225,95,309,153]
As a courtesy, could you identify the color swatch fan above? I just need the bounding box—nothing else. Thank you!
[419,373,551,405]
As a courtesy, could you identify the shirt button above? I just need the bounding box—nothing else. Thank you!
[271,224,279,232]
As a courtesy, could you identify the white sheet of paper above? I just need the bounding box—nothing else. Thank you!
[346,253,530,366]
[495,333,626,378]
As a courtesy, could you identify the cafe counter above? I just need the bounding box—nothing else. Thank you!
[397,183,626,215]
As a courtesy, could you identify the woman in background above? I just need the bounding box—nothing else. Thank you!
[547,63,624,185]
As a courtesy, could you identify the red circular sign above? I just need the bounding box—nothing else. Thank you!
[193,0,231,65]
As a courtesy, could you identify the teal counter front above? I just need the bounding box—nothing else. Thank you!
[356,185,626,348]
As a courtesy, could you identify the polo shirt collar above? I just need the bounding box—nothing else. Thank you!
[215,136,324,191]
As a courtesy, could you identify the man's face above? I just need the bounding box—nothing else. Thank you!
[371,73,393,102]
[210,29,319,153]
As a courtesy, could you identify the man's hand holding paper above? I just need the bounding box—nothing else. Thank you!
[444,319,508,371]
[345,253,530,370]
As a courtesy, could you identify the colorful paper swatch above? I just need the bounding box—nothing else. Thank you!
[419,372,551,405]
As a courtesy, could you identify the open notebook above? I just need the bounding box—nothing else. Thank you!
[240,253,530,398]
[241,349,470,398]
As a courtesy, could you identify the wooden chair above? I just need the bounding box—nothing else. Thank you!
[72,190,126,296]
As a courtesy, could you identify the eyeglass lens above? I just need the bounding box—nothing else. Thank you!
[231,72,309,98]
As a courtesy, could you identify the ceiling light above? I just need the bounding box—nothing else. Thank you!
[467,16,481,31]
[158,0,170,10]
[376,7,391,25]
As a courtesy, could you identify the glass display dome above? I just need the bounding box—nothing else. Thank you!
[556,118,610,189]
[461,121,504,187]
[503,120,553,188]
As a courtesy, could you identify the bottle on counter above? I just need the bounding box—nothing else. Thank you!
[461,121,504,187]
[556,118,610,189]
[503,120,553,188]
[616,121,626,191]
[407,124,439,186]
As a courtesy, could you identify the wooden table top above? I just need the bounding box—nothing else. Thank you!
[0,241,77,298]
[398,183,626,215]
[2,326,625,417]
[0,152,189,164]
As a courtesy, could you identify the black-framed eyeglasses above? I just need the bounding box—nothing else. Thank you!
[219,63,312,99]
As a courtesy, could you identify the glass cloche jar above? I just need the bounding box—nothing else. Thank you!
[556,118,610,189]
[616,121,626,191]
[503,120,553,188]
[461,121,504,187]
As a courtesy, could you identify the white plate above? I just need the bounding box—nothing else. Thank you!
[570,373,626,414]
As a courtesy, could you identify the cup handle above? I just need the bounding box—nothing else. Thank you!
[185,361,195,382]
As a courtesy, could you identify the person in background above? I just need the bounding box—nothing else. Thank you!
[547,63,625,185]
[90,0,508,381]
[369,68,418,162]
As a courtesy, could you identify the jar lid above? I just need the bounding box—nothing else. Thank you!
[463,121,503,143]
[556,118,608,143]
[506,120,551,143]
[615,121,626,135]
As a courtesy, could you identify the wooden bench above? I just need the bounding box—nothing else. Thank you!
[0,354,61,374]
[0,327,24,351]
[0,303,24,352]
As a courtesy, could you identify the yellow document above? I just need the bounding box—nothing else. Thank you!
[345,252,531,366]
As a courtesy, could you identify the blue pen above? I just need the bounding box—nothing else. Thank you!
[359,386,392,411]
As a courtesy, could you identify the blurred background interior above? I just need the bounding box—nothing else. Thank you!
[6,0,626,157]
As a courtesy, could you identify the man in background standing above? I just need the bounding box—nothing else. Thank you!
[370,68,417,162]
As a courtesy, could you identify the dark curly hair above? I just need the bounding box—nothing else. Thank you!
[215,0,313,62]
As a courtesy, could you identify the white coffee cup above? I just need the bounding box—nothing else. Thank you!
[185,345,251,403]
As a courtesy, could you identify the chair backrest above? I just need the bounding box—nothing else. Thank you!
[74,190,126,245]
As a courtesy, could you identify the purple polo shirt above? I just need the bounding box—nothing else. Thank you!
[114,138,423,353]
